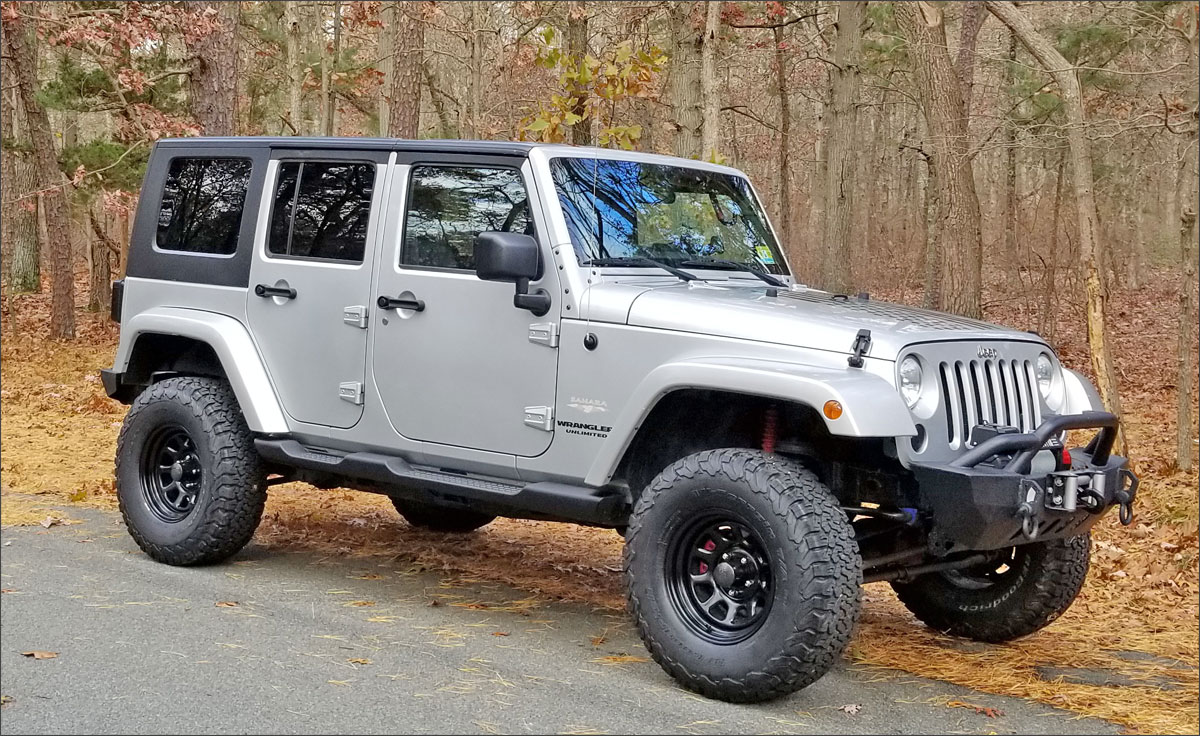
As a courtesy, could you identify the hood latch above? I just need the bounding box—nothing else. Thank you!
[848,329,872,368]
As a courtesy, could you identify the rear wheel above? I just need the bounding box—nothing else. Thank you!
[892,534,1090,642]
[625,449,861,703]
[116,377,266,566]
[391,498,495,533]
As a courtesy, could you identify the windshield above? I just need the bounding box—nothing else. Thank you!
[549,157,787,276]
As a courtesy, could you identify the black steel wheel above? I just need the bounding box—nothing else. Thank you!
[625,449,861,703]
[140,426,203,523]
[668,517,774,644]
[116,377,266,566]
[892,534,1090,642]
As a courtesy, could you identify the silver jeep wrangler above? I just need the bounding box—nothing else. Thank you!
[104,137,1137,702]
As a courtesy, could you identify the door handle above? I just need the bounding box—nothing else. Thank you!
[254,284,297,300]
[377,295,425,312]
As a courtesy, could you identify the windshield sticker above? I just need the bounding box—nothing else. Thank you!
[756,245,776,264]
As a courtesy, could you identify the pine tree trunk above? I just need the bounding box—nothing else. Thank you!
[700,1,720,160]
[3,10,74,338]
[985,0,1124,449]
[773,26,793,257]
[3,77,40,293]
[87,205,111,313]
[820,0,866,294]
[187,1,239,135]
[668,2,701,159]
[896,1,983,319]
[388,1,423,139]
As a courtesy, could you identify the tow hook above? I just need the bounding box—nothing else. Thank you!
[1115,468,1139,526]
[1016,479,1042,540]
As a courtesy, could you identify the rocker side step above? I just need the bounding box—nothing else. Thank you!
[254,438,627,527]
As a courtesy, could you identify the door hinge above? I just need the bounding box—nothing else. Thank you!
[338,381,365,405]
[343,305,369,329]
[523,406,554,432]
[528,322,559,348]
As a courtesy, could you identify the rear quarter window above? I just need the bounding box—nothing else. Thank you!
[156,157,252,255]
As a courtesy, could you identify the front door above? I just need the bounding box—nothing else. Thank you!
[247,150,391,429]
[371,160,559,457]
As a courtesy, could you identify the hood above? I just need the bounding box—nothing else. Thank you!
[585,279,1044,359]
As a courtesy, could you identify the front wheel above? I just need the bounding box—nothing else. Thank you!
[625,449,861,703]
[892,534,1090,642]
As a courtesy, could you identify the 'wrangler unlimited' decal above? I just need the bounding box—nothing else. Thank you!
[557,420,611,438]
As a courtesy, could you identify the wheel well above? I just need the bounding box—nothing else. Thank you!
[612,389,908,505]
[122,334,227,392]
[612,390,819,496]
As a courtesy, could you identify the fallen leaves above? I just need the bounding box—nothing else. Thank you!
[20,651,57,660]
[837,703,862,716]
[346,658,371,665]
[591,655,648,665]
[0,694,12,709]
[946,700,1004,718]
[215,601,239,608]
[491,631,509,637]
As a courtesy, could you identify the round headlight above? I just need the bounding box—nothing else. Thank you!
[899,355,923,408]
[1036,353,1054,397]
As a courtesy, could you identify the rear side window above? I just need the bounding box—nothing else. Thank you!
[268,161,375,263]
[156,157,252,255]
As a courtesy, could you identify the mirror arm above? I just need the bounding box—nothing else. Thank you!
[513,277,551,317]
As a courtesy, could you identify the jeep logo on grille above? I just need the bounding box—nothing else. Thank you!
[977,346,999,359]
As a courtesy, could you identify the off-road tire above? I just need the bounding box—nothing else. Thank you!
[116,377,266,566]
[391,498,495,533]
[624,449,861,703]
[892,534,1090,642]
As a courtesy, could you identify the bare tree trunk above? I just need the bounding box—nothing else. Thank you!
[466,2,483,138]
[187,1,239,135]
[378,2,395,135]
[567,2,590,146]
[1176,188,1197,472]
[668,2,701,158]
[896,2,983,318]
[320,1,342,136]
[1173,24,1199,472]
[954,0,986,120]
[422,61,454,138]
[700,1,721,160]
[285,0,304,133]
[1,37,39,294]
[986,0,1124,446]
[820,0,866,294]
[1002,31,1019,283]
[1039,149,1066,341]
[3,10,74,338]
[773,26,793,257]
[87,203,111,313]
[388,1,424,139]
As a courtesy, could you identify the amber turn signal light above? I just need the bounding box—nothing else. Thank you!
[823,400,843,420]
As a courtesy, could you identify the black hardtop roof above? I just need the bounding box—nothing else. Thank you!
[153,136,537,156]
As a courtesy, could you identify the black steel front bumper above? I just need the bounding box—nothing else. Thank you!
[909,411,1137,553]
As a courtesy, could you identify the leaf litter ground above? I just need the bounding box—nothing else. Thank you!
[1,271,1196,734]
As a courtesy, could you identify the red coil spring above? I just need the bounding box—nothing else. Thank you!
[761,405,778,454]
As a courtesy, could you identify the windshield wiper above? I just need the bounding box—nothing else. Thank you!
[586,257,699,282]
[680,259,786,287]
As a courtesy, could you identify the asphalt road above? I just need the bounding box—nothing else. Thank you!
[1,504,1120,735]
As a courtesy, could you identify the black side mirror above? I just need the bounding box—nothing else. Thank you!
[474,232,551,317]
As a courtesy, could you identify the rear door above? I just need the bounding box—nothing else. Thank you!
[246,149,392,429]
